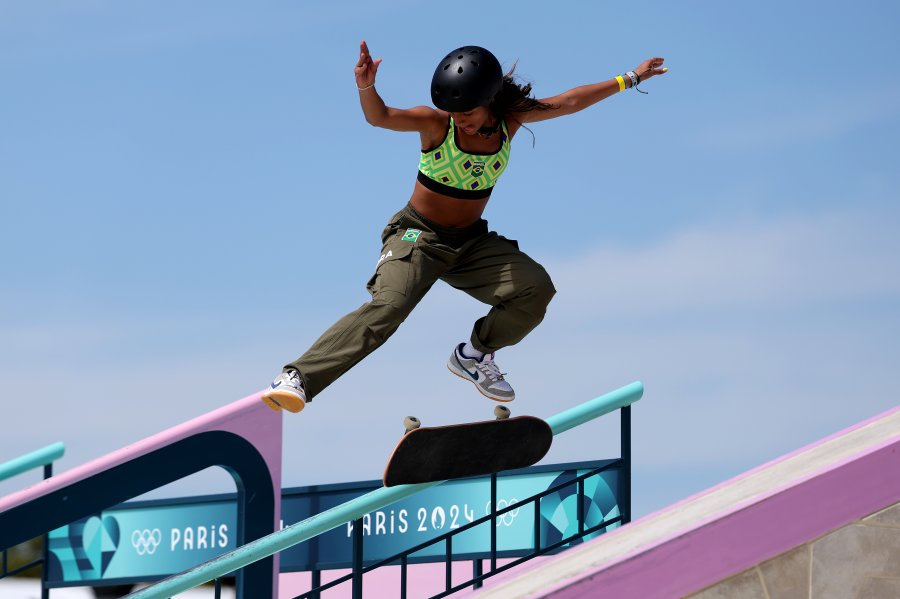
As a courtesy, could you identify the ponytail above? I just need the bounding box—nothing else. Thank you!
[489,63,556,145]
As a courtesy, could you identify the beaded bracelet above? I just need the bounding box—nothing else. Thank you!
[357,83,375,91]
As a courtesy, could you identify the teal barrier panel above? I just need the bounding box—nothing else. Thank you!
[0,442,65,484]
[126,381,643,599]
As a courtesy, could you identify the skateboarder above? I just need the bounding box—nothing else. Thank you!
[263,42,667,413]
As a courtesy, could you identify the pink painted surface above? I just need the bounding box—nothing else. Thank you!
[484,405,900,598]
[624,403,900,527]
[548,439,899,598]
[0,392,281,513]
[278,559,554,599]
[0,390,283,593]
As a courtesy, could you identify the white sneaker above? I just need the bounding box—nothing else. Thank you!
[261,370,307,413]
[447,343,515,402]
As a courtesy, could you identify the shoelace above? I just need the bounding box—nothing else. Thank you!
[285,371,303,389]
[476,354,507,382]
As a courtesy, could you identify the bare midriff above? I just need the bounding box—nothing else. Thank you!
[409,181,491,228]
[408,113,521,228]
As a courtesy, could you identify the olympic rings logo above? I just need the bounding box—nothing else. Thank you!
[131,528,162,555]
[487,499,520,527]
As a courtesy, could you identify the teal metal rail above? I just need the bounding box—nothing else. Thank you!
[0,442,65,599]
[0,442,65,484]
[127,381,644,599]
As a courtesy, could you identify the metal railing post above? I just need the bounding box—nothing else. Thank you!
[400,555,408,599]
[621,405,632,524]
[351,518,364,598]
[41,462,53,599]
[490,473,498,572]
[445,537,452,592]
[577,478,585,536]
[310,569,320,599]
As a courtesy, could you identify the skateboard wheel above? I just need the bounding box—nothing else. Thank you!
[403,416,421,433]
[494,406,511,420]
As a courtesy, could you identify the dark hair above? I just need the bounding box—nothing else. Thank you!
[488,63,556,145]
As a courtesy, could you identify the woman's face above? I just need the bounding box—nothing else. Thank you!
[450,106,492,135]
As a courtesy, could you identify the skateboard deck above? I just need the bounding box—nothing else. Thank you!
[383,415,553,487]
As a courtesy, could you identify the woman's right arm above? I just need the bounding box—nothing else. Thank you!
[355,40,443,135]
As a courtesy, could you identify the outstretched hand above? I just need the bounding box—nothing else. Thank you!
[355,40,382,88]
[634,57,667,82]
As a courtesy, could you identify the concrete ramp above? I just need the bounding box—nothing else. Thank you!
[477,406,900,598]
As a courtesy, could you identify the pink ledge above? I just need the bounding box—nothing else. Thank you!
[0,392,281,515]
[631,403,900,524]
[477,404,900,598]
[553,441,898,598]
[1,391,283,593]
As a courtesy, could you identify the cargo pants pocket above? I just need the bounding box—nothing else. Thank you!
[366,241,416,301]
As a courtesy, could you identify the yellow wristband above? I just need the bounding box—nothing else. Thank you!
[615,75,626,92]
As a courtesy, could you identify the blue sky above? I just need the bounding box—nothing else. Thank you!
[1,1,899,519]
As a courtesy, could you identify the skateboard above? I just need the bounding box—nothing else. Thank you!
[383,406,553,487]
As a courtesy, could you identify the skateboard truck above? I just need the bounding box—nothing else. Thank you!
[403,406,510,435]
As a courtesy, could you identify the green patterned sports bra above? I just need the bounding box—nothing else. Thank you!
[417,117,511,200]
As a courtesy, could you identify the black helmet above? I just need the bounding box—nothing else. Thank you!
[431,46,503,112]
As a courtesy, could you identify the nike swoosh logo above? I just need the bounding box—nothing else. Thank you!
[271,381,282,389]
[455,354,480,382]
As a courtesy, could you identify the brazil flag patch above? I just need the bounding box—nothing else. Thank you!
[401,228,422,243]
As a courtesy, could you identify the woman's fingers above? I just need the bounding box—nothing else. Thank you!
[356,40,381,78]
[356,40,371,66]
[637,57,667,80]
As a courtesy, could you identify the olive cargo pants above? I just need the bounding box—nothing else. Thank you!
[286,204,555,400]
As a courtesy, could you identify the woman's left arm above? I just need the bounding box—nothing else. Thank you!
[519,57,667,124]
